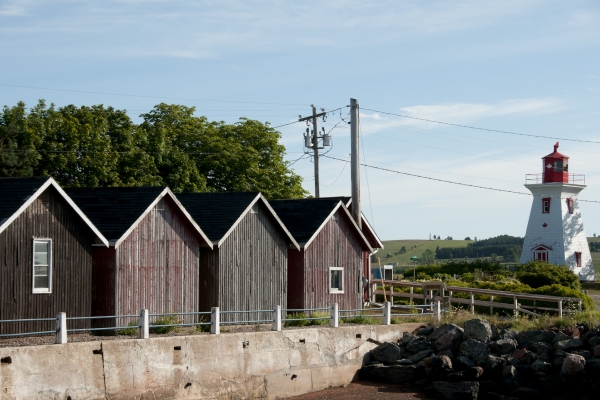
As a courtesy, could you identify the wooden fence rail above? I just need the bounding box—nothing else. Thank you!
[372,280,582,317]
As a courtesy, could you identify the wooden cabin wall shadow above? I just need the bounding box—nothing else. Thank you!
[0,186,94,334]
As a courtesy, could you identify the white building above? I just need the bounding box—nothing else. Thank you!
[520,143,595,281]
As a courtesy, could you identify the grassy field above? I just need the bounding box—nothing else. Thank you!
[377,239,472,266]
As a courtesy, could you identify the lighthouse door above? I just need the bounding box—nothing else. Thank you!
[532,245,551,262]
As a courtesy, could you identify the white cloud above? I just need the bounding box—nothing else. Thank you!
[399,98,564,126]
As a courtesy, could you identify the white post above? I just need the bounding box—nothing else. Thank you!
[490,295,494,316]
[138,309,149,339]
[409,286,414,304]
[330,303,339,328]
[558,300,563,318]
[55,312,67,344]
[513,296,519,317]
[211,307,220,334]
[470,291,475,314]
[272,305,281,331]
[433,300,441,326]
[382,301,391,325]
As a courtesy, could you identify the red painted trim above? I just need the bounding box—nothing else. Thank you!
[575,252,582,268]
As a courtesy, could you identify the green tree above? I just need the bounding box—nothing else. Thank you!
[399,246,406,254]
[421,248,435,264]
[0,102,40,176]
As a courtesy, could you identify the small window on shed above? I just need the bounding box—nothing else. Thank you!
[156,199,164,211]
[542,198,551,214]
[567,198,574,214]
[329,267,344,294]
[575,252,582,268]
[251,204,259,214]
[33,239,52,293]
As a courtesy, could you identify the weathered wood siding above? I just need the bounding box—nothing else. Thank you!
[203,202,288,322]
[110,197,203,324]
[0,186,94,334]
[301,209,364,311]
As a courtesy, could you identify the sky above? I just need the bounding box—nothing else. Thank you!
[1,0,600,241]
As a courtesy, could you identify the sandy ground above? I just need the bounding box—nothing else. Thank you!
[287,381,433,400]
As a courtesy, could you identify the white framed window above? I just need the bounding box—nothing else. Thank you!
[329,267,344,294]
[32,239,52,294]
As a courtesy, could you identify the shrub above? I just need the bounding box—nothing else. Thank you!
[516,261,581,290]
[341,314,379,325]
[117,321,138,336]
[284,312,309,327]
[150,314,181,334]
[196,315,211,333]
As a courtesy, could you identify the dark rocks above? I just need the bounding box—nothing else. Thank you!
[370,342,403,363]
[595,344,600,358]
[561,353,586,375]
[436,329,464,352]
[406,349,434,364]
[589,336,600,347]
[447,367,483,382]
[554,338,584,351]
[529,341,552,356]
[429,323,464,340]
[530,359,551,373]
[459,339,490,365]
[464,319,492,343]
[431,381,479,400]
[489,338,517,355]
[401,332,418,345]
[361,364,425,384]
[552,331,570,343]
[417,325,435,336]
[406,336,432,354]
[454,356,476,371]
[424,355,453,380]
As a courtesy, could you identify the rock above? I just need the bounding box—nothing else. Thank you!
[554,338,584,351]
[464,319,492,343]
[586,359,600,370]
[407,349,434,364]
[589,336,600,347]
[516,329,555,347]
[454,356,476,371]
[595,344,600,358]
[511,387,540,398]
[460,339,490,366]
[552,331,570,343]
[437,349,454,359]
[370,342,403,363]
[489,338,517,355]
[401,332,418,345]
[502,365,518,378]
[431,381,479,400]
[530,341,553,356]
[564,325,581,339]
[569,350,591,360]
[416,325,435,336]
[521,350,538,365]
[497,329,517,340]
[406,337,432,354]
[395,359,414,365]
[424,354,453,380]
[485,354,504,370]
[561,353,586,375]
[531,359,551,373]
[436,330,464,352]
[429,323,464,340]
[490,324,499,340]
[447,367,484,381]
[360,364,425,383]
[582,329,597,343]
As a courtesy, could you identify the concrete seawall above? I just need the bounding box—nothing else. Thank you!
[0,323,422,399]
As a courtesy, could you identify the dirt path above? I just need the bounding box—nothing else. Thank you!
[287,381,433,400]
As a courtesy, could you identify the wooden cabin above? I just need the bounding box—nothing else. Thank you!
[0,177,108,334]
[177,192,299,320]
[65,187,212,326]
[269,198,375,311]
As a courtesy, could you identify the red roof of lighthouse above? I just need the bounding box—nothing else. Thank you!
[542,142,568,159]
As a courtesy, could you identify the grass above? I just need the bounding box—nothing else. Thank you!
[284,311,330,327]
[378,239,472,268]
[149,314,181,334]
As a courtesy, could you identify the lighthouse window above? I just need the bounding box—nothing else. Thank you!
[542,198,551,214]
[567,198,574,214]
[575,252,582,268]
[554,160,563,172]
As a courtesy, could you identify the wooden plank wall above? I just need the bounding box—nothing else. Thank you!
[0,186,93,334]
[113,197,202,324]
[302,209,364,311]
[217,202,288,322]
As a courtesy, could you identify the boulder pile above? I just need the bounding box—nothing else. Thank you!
[361,319,600,399]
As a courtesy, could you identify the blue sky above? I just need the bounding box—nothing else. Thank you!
[2,0,600,240]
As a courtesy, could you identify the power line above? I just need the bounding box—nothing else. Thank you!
[0,83,310,106]
[321,154,600,204]
[362,107,600,144]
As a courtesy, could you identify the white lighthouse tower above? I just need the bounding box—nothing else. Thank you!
[520,142,595,281]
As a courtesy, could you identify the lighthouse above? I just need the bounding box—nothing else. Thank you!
[520,142,595,281]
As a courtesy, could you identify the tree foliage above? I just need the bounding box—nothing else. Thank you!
[0,101,307,198]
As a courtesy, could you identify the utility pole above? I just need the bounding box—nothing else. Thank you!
[350,98,361,229]
[299,105,329,198]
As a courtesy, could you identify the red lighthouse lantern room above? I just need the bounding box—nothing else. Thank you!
[543,142,569,183]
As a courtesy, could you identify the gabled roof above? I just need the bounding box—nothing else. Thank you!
[328,196,384,250]
[65,186,211,247]
[270,198,372,251]
[177,192,299,249]
[0,177,108,246]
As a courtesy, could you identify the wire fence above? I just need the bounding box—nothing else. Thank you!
[0,301,440,344]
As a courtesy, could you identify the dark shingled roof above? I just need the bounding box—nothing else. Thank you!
[65,186,166,242]
[269,197,344,244]
[176,192,259,242]
[0,177,51,223]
